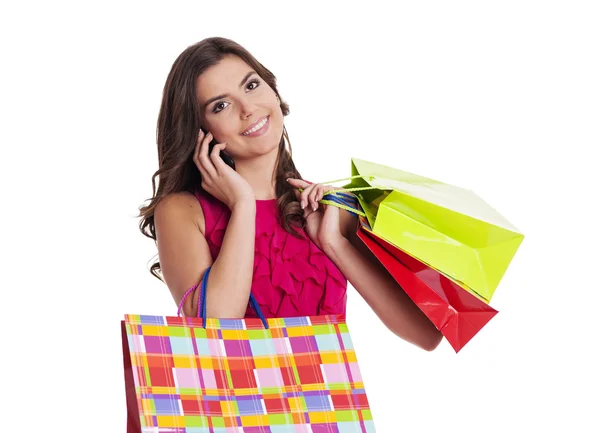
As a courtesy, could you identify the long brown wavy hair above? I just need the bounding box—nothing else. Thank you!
[139,37,305,281]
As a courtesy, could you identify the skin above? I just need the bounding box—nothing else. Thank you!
[154,54,443,352]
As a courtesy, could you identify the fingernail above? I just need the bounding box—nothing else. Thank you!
[301,200,306,209]
[312,204,318,211]
[286,178,291,182]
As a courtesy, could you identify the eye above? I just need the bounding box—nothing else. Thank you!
[212,101,229,114]
[247,79,260,91]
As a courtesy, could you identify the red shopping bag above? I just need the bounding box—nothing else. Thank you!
[357,226,498,353]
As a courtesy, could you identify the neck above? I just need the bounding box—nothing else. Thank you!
[235,147,280,200]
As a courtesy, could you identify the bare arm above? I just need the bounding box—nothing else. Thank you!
[155,129,257,318]
[155,192,256,319]
[287,178,443,351]
[328,212,443,351]
[205,200,256,318]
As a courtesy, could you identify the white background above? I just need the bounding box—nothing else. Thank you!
[1,1,599,431]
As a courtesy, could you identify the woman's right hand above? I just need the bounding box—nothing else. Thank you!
[193,130,255,210]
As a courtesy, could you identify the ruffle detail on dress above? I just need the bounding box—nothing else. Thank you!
[319,274,348,315]
[206,207,229,260]
[249,201,347,318]
[195,194,347,318]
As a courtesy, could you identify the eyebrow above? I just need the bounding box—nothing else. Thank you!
[203,71,257,110]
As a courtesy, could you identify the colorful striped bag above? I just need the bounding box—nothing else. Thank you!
[122,267,376,432]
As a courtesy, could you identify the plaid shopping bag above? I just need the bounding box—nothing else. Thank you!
[122,268,376,432]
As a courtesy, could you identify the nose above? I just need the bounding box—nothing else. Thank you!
[239,97,257,119]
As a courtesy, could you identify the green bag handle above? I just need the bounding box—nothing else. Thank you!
[297,175,387,218]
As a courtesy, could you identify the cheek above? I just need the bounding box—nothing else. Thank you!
[272,106,285,127]
[266,97,282,119]
[207,117,238,140]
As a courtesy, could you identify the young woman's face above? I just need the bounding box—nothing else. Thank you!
[195,55,284,161]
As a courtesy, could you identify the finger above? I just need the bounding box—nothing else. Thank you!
[319,185,333,206]
[197,130,212,160]
[302,201,316,219]
[299,183,316,210]
[210,142,230,174]
[320,184,340,202]
[286,178,311,190]
[315,184,329,211]
[293,190,312,221]
[290,185,308,216]
[193,129,205,167]
[308,184,324,211]
[197,131,217,178]
[287,179,317,210]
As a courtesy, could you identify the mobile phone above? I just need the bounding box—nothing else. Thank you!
[202,128,236,170]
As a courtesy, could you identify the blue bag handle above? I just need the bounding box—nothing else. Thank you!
[199,266,269,329]
[322,193,359,217]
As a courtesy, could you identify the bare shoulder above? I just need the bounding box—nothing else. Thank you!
[153,191,213,317]
[155,191,206,234]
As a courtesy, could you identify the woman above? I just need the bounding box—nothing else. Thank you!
[139,37,442,351]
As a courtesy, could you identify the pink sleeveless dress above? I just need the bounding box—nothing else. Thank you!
[194,191,347,319]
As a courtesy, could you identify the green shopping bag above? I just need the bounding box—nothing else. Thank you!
[325,158,524,303]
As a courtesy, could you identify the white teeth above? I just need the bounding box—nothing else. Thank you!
[243,117,268,135]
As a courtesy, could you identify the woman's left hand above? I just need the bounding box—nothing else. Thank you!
[286,178,345,252]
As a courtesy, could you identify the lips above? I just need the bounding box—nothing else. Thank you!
[241,115,270,136]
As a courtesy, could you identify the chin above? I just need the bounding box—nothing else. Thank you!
[257,116,284,151]
[255,137,281,157]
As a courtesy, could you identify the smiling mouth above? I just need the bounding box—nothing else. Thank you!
[242,116,269,136]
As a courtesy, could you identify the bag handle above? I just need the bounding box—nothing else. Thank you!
[177,266,269,329]
[297,175,385,218]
